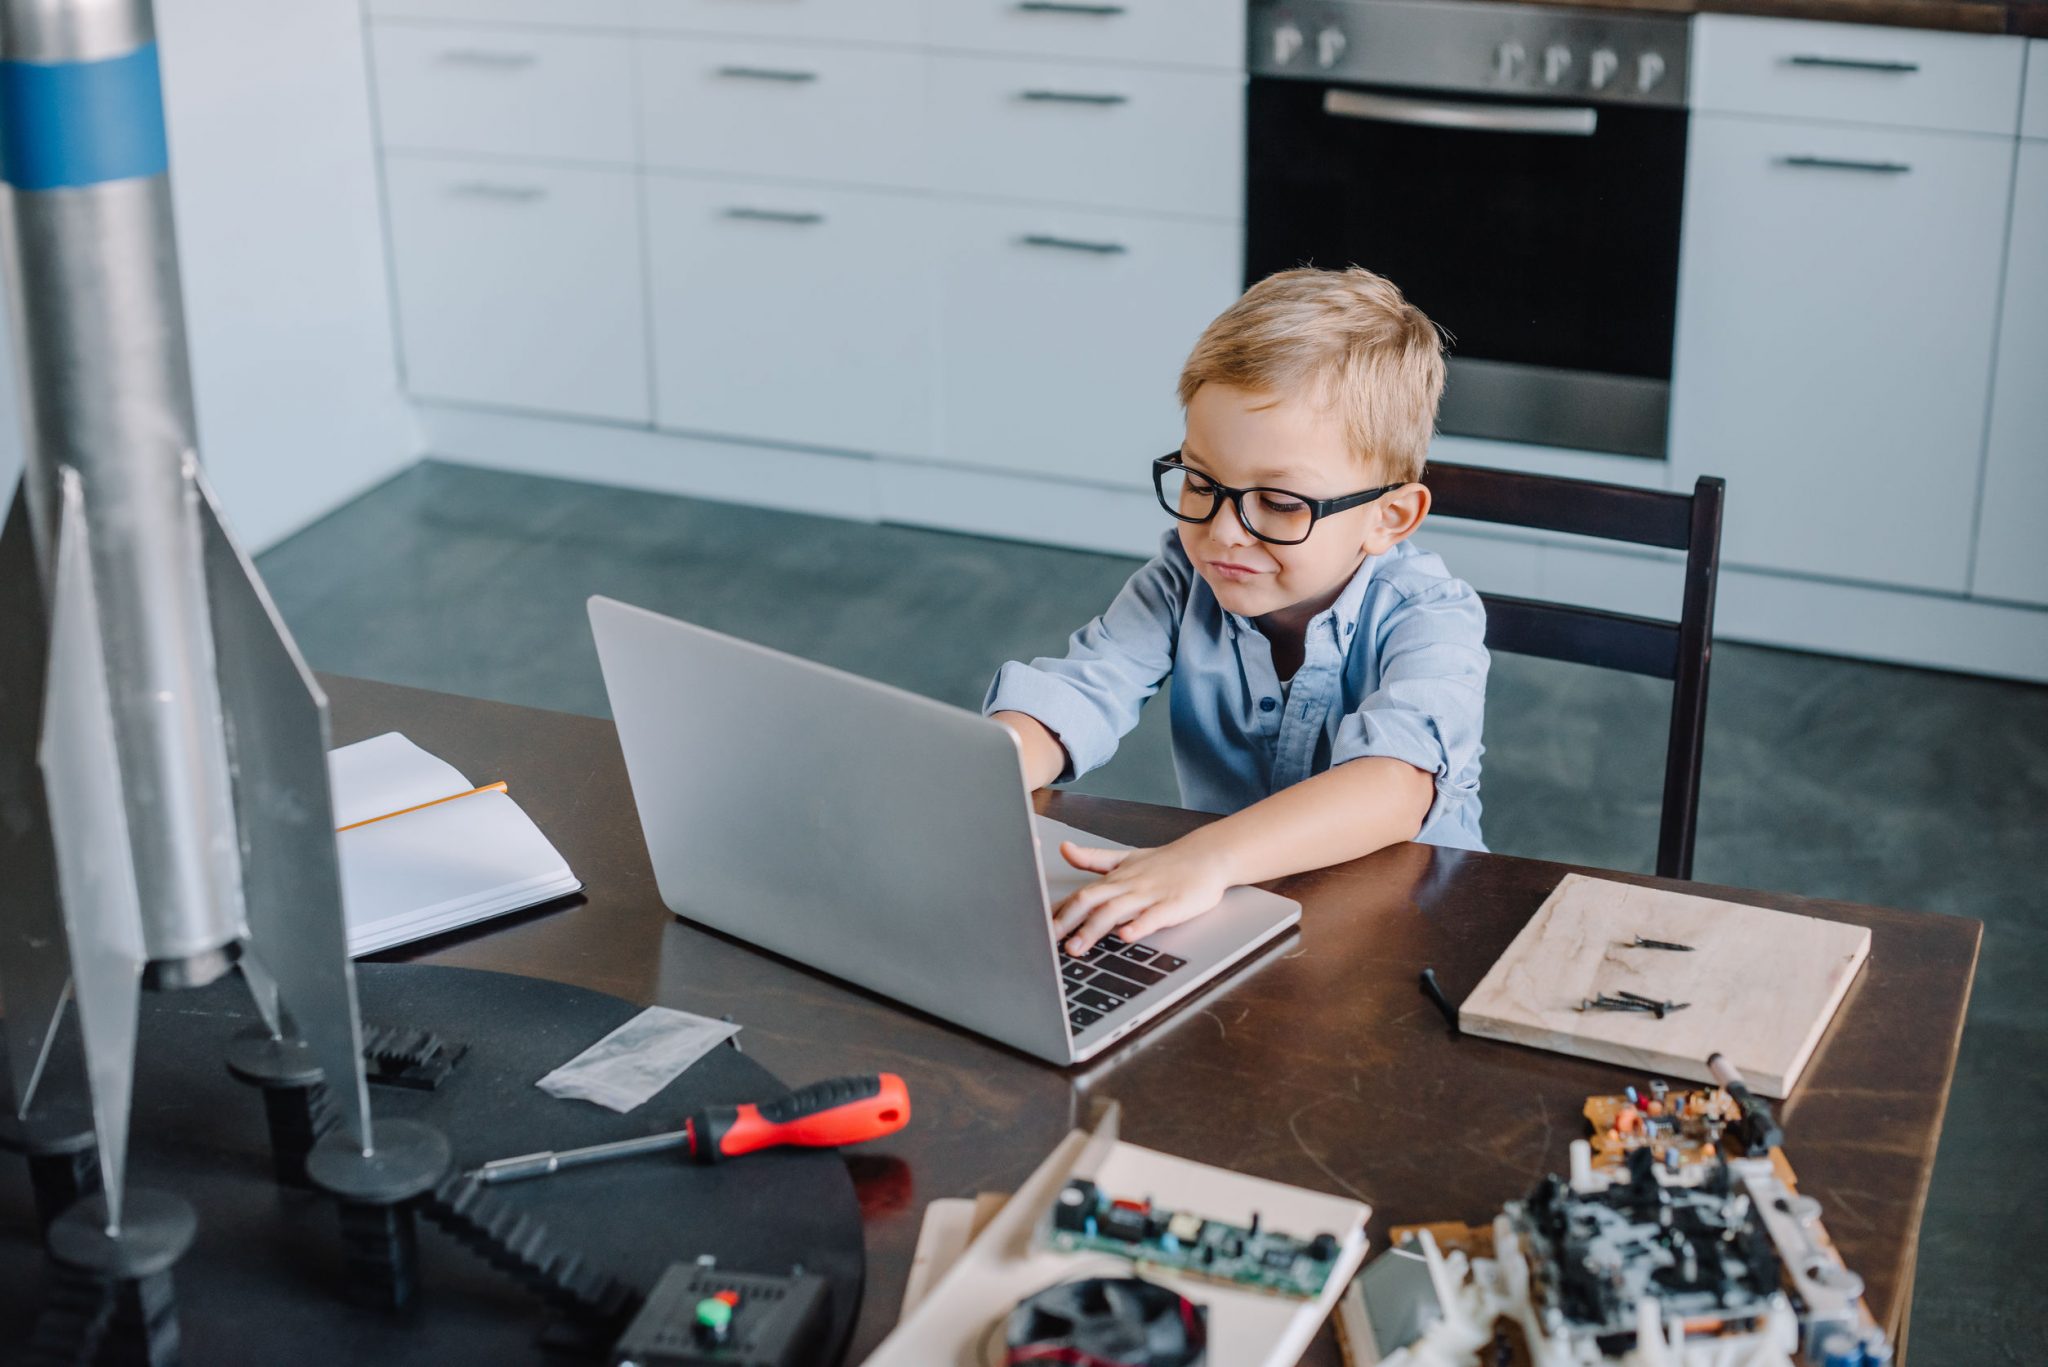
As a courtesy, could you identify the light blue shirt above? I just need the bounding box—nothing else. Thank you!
[983,532,1489,851]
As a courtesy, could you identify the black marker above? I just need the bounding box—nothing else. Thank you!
[1419,968,1459,1037]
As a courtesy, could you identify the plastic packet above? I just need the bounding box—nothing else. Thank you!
[535,1005,741,1113]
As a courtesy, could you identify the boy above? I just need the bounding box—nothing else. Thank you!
[985,266,1487,957]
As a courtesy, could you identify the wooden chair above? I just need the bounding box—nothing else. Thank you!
[1422,463,1726,881]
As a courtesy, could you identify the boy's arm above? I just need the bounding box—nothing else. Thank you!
[1053,757,1432,953]
[980,534,1189,790]
[991,710,1069,792]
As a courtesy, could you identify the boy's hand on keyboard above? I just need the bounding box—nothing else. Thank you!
[1052,838,1232,956]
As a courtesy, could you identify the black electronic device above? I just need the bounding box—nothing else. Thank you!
[1003,1276,1207,1367]
[608,1261,830,1367]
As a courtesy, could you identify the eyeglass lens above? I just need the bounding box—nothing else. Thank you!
[1156,464,1316,544]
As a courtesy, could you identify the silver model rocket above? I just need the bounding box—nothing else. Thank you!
[0,0,376,1234]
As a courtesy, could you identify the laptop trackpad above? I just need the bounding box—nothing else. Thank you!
[1031,814,1135,899]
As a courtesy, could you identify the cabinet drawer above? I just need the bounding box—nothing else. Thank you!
[925,0,1242,71]
[931,55,1241,217]
[1692,15,2024,134]
[368,0,632,26]
[638,37,928,189]
[1668,115,2009,592]
[372,22,635,163]
[936,202,1240,485]
[2024,39,2048,140]
[384,155,649,422]
[646,176,936,456]
[634,0,921,44]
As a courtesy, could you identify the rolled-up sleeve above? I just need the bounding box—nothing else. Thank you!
[982,537,1188,782]
[1329,579,1488,845]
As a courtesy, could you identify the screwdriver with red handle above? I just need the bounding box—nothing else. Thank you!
[473,1073,911,1185]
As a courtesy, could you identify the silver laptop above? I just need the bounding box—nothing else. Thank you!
[588,595,1301,1066]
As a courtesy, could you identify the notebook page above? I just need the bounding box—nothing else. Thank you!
[329,732,475,830]
[337,789,578,955]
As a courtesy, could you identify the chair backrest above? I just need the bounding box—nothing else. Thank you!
[1422,462,1726,880]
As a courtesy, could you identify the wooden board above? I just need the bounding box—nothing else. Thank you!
[1458,873,1870,1097]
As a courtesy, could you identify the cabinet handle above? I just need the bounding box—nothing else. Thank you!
[1778,154,1912,175]
[1785,54,1920,73]
[724,207,826,225]
[438,49,538,68]
[1020,233,1127,255]
[715,65,820,83]
[450,182,548,201]
[1020,89,1130,106]
[1017,2,1128,13]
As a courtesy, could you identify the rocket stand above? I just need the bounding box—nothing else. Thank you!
[306,1119,450,1312]
[224,1026,337,1189]
[38,1188,196,1367]
[0,1100,102,1233]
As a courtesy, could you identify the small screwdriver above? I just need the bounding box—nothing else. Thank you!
[475,1072,910,1185]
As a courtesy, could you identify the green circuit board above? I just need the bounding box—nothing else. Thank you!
[1043,1178,1342,1300]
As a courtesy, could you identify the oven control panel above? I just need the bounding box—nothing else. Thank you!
[1251,0,1690,109]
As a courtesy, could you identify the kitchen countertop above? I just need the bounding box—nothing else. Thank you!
[1447,0,2048,37]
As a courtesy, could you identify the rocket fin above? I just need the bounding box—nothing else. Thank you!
[238,946,283,1040]
[39,472,146,1233]
[195,464,371,1151]
[0,478,76,1117]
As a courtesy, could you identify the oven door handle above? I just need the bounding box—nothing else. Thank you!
[1322,88,1597,136]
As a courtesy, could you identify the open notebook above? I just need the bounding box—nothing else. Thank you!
[330,733,581,956]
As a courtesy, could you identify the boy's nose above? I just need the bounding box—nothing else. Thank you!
[1210,497,1257,547]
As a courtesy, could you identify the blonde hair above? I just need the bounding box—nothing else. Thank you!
[1177,266,1446,483]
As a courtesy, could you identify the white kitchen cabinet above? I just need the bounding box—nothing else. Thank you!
[936,200,1239,486]
[637,35,929,189]
[372,22,636,165]
[1668,114,2010,592]
[645,175,936,456]
[369,0,634,27]
[923,0,1243,71]
[1691,15,2025,136]
[2025,39,2048,140]
[1971,139,2048,605]
[929,54,1241,218]
[634,0,922,45]
[384,154,649,422]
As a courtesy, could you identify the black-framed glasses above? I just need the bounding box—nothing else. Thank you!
[1151,453,1405,546]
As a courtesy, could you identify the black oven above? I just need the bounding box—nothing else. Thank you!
[1247,0,1691,459]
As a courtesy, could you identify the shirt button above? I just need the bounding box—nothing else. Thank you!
[1259,697,1278,713]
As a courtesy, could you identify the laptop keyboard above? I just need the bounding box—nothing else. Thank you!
[1060,937,1189,1032]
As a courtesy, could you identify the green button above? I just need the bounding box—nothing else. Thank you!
[695,1297,733,1330]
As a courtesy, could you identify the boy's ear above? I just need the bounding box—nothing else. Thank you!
[1366,482,1431,551]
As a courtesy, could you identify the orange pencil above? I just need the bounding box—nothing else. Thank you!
[336,781,508,834]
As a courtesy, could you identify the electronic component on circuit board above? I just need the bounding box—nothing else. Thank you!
[607,1260,828,1367]
[1045,1178,1341,1300]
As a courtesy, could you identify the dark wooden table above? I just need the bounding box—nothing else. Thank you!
[330,675,1979,1365]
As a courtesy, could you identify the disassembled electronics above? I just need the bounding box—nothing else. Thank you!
[607,1259,829,1367]
[1582,1079,1738,1176]
[1520,1151,1786,1349]
[1046,1178,1342,1301]
[1341,1060,1891,1366]
[1003,1276,1207,1367]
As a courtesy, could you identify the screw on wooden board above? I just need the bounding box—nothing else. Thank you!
[1631,935,1694,952]
[1578,995,1657,1013]
[1613,990,1691,1019]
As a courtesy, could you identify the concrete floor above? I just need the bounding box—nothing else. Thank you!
[260,459,2047,1363]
